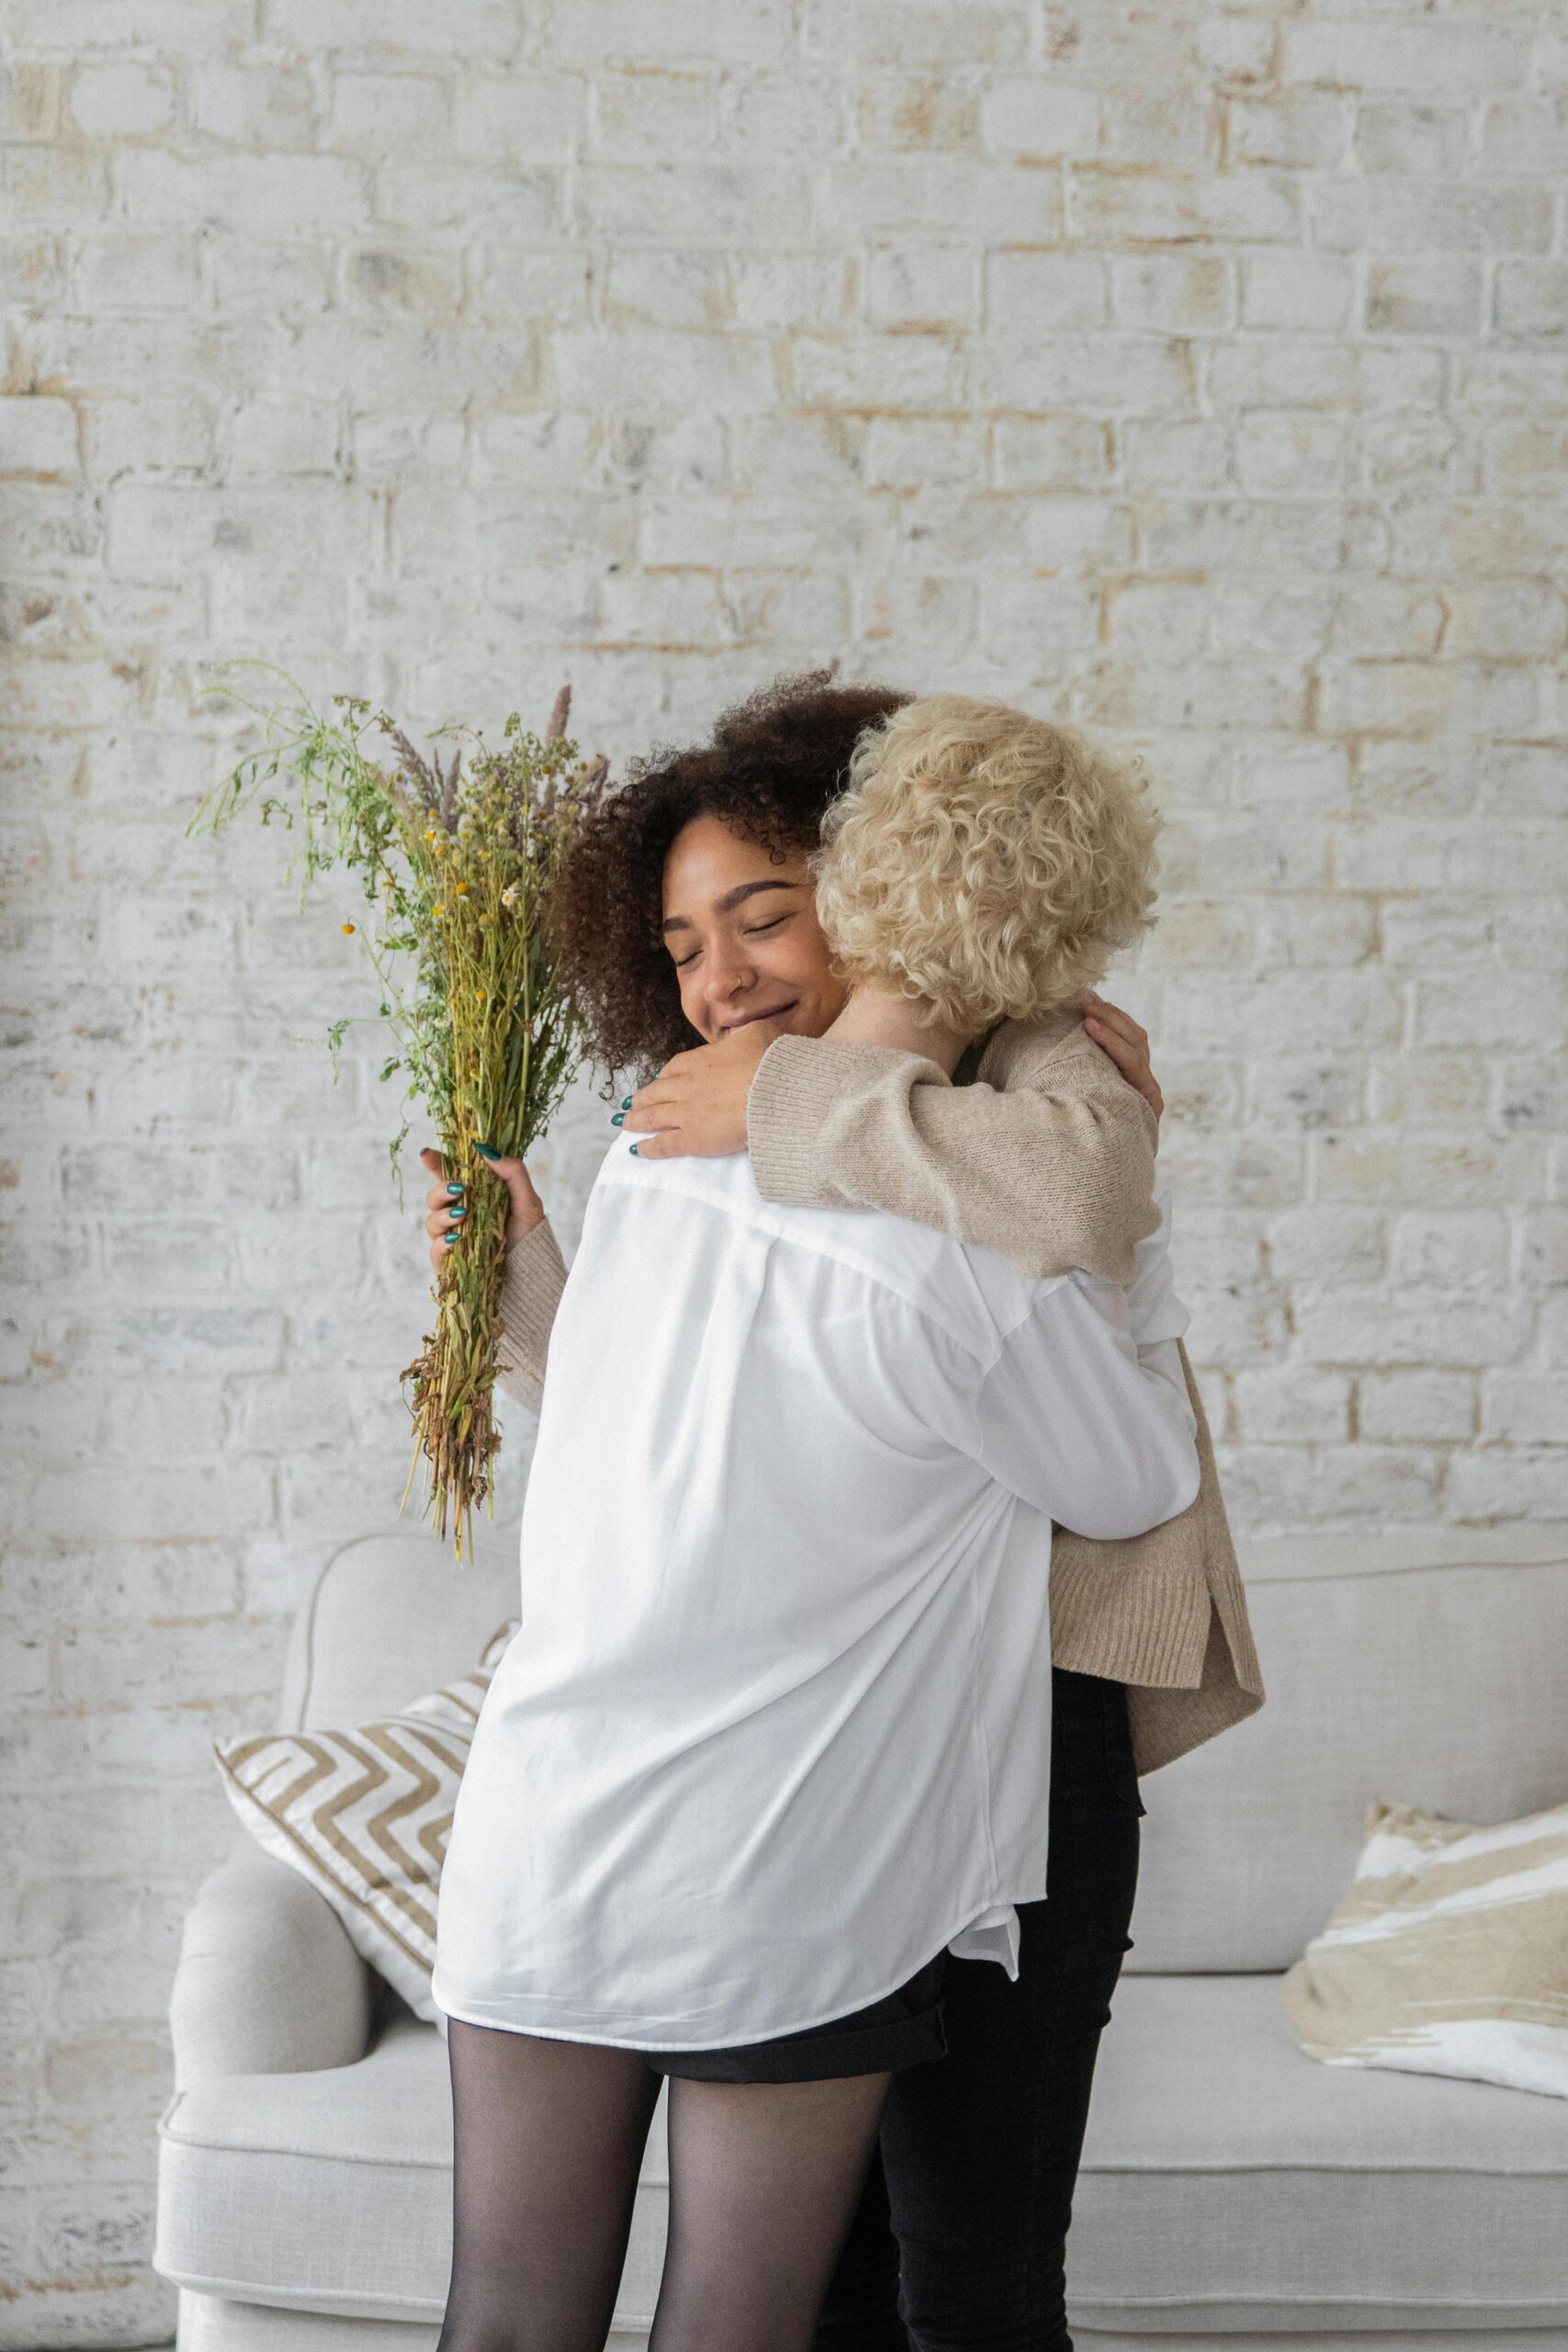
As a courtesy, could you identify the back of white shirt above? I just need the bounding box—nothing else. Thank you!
[431,1134,1199,2051]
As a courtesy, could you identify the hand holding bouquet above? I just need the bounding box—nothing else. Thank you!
[188,669,608,1562]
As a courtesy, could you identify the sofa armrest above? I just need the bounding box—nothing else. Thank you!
[169,1838,375,2087]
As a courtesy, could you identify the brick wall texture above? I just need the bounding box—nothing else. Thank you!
[4,0,1567,2338]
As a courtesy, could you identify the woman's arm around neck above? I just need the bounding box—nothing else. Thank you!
[747,1002,1159,1286]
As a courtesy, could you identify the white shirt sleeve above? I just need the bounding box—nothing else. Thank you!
[968,1272,1202,1542]
[1134,1335,1194,1440]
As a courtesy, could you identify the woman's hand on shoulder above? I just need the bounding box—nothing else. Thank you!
[1072,991,1163,1121]
[420,1145,545,1275]
[618,1019,783,1159]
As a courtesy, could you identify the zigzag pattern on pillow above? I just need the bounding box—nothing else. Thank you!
[213,1616,521,2022]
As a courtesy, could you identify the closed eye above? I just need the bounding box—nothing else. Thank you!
[671,914,789,970]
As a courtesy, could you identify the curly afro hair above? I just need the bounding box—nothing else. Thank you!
[550,671,908,1085]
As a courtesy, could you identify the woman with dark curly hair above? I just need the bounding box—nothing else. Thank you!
[421,673,1262,2352]
[543,674,914,1081]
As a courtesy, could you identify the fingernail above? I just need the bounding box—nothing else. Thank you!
[620,1096,632,1110]
[475,1145,501,1160]
[448,1206,466,1220]
[443,1231,457,1247]
[628,1142,639,1155]
[611,1112,624,1125]
[446,1182,465,1195]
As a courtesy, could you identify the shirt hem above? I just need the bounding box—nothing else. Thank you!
[430,1880,1045,2053]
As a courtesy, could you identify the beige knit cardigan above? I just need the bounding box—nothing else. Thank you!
[495,1008,1266,1776]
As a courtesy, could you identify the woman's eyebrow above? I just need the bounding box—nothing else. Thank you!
[660,878,801,934]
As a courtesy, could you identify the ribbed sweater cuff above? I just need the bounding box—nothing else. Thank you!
[495,1217,568,1406]
[747,1033,943,1207]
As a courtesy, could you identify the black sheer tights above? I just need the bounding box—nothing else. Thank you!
[435,2018,891,2352]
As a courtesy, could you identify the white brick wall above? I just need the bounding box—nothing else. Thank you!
[4,2,1567,2337]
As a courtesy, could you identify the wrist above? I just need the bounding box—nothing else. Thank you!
[507,1204,547,1248]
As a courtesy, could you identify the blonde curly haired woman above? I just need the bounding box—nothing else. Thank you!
[424,678,1262,2352]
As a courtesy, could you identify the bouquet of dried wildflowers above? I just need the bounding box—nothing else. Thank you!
[187,664,608,1562]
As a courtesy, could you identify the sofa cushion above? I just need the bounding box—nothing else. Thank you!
[1131,1542,1568,1972]
[154,2015,670,2332]
[156,1979,1568,2334]
[1071,1974,1568,2332]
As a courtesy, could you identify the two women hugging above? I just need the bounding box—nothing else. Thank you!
[421,673,1266,2352]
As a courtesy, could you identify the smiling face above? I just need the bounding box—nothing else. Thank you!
[660,813,851,1045]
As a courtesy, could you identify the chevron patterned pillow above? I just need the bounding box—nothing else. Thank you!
[212,1615,521,2025]
[1282,1795,1568,2100]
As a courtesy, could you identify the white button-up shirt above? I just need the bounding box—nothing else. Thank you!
[433,1135,1198,2052]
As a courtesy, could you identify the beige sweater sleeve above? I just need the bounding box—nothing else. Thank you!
[746,1012,1161,1285]
[492,1216,570,1416]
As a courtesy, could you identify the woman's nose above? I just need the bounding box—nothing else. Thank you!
[703,944,756,1013]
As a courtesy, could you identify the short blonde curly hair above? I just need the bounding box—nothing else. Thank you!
[811,695,1161,1033]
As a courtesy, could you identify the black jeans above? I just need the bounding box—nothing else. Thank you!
[814,1667,1145,2352]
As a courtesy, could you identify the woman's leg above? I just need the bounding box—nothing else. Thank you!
[882,1960,1112,2352]
[829,1669,1143,2352]
[809,2139,909,2352]
[651,2070,891,2352]
[435,2017,661,2352]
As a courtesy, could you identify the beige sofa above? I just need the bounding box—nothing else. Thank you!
[154,1526,1568,2352]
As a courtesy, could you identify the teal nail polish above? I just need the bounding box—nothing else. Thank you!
[443,1231,457,1246]
[611,1112,624,1126]
[620,1096,632,1110]
[475,1144,501,1161]
[628,1142,639,1155]
[446,1182,465,1195]
[448,1205,466,1219]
